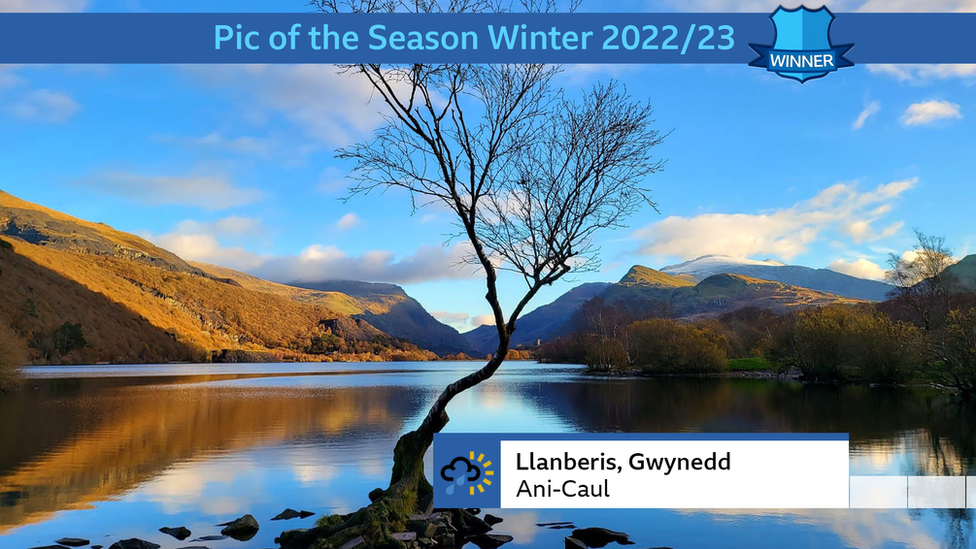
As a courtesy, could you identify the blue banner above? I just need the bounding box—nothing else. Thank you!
[0,12,975,64]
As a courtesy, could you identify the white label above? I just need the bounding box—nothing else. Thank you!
[499,439,849,509]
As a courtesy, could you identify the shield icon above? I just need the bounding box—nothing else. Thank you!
[750,5,854,83]
[771,6,835,82]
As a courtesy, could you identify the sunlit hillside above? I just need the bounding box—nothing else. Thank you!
[0,192,437,364]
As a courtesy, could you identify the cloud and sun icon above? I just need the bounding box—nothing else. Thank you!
[440,451,494,496]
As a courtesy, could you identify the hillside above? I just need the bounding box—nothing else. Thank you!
[661,254,893,301]
[291,280,473,356]
[463,282,611,355]
[669,273,858,317]
[0,193,435,364]
[0,190,202,275]
[601,265,697,302]
[946,254,976,291]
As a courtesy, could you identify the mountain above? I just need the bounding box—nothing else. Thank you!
[668,273,858,318]
[571,266,857,325]
[0,191,435,364]
[290,280,473,356]
[945,254,976,291]
[599,265,697,304]
[661,254,893,301]
[463,282,611,355]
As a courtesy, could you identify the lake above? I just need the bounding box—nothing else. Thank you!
[1,361,974,549]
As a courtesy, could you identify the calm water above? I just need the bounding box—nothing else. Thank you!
[1,362,975,549]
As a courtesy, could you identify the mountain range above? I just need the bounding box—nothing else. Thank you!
[4,189,972,365]
[661,254,894,301]
[463,262,864,354]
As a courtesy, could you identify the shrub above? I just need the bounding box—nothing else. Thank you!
[770,304,924,383]
[627,318,728,374]
[0,324,26,392]
[929,307,976,398]
[584,336,629,371]
[53,322,87,357]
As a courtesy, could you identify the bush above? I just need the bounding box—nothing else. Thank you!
[929,307,976,397]
[627,319,728,374]
[0,324,26,392]
[770,304,924,383]
[584,336,629,371]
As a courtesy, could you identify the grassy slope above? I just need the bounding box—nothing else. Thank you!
[1,237,420,364]
[193,261,365,316]
[672,273,858,317]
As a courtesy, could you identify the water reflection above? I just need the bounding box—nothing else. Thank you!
[0,364,973,548]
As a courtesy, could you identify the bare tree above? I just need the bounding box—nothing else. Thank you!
[887,229,957,330]
[300,0,666,545]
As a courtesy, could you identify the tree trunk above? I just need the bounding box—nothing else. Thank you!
[388,337,510,491]
[279,337,512,548]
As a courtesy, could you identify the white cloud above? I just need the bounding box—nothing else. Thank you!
[145,216,267,271]
[185,65,390,147]
[431,311,473,331]
[900,100,962,126]
[156,132,275,158]
[0,65,26,89]
[173,216,264,236]
[867,64,976,83]
[7,89,80,123]
[336,212,362,231]
[632,179,917,261]
[829,258,888,280]
[151,232,265,271]
[254,242,476,285]
[471,314,495,328]
[852,100,880,130]
[0,0,89,12]
[77,170,263,210]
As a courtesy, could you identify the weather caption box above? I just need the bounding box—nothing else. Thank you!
[433,433,849,509]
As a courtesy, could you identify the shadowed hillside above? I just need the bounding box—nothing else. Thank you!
[463,282,611,355]
[292,280,473,356]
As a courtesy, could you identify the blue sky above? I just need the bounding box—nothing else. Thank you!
[1,0,975,332]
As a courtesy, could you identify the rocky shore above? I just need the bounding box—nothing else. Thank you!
[30,508,670,549]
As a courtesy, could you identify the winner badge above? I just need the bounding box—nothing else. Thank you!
[749,6,854,83]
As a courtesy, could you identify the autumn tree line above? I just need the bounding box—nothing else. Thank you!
[538,231,976,398]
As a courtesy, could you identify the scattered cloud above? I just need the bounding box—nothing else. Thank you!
[0,0,89,12]
[253,242,476,285]
[336,212,362,231]
[6,89,80,123]
[144,216,266,271]
[172,216,264,236]
[0,65,26,89]
[151,232,266,271]
[471,314,495,328]
[632,178,917,261]
[852,100,880,130]
[431,311,473,331]
[155,132,275,158]
[184,64,390,147]
[77,169,263,210]
[431,311,497,332]
[900,100,962,126]
[867,64,976,83]
[829,258,888,281]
